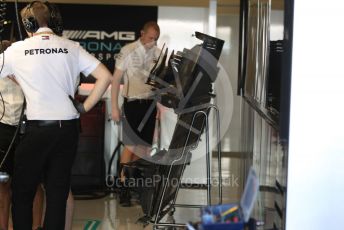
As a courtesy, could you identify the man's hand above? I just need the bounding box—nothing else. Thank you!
[69,95,86,114]
[112,106,121,122]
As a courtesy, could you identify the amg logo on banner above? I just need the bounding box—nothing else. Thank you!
[63,30,136,41]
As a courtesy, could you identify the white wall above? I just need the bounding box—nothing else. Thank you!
[286,1,344,229]
[157,6,209,151]
[216,14,240,152]
[157,6,209,54]
[157,6,211,183]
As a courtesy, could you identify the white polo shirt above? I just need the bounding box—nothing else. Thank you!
[0,78,25,126]
[0,27,100,120]
[116,39,160,99]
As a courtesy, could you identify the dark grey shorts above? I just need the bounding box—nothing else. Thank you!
[122,98,157,147]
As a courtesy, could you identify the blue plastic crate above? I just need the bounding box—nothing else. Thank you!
[201,203,244,230]
[200,167,259,230]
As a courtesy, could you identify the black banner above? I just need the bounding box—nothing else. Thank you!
[2,3,158,79]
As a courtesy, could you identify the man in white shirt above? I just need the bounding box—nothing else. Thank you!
[111,21,160,206]
[0,76,47,230]
[0,2,112,229]
[0,39,47,230]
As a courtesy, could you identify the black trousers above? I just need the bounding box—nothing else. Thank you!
[11,120,79,230]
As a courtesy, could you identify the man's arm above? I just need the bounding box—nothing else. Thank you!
[81,63,112,112]
[111,68,123,122]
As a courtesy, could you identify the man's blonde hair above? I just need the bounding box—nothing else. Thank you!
[142,21,160,34]
[20,1,50,28]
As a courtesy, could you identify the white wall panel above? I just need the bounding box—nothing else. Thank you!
[287,1,344,229]
[157,6,209,150]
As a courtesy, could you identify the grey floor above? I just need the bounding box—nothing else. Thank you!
[71,156,245,230]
